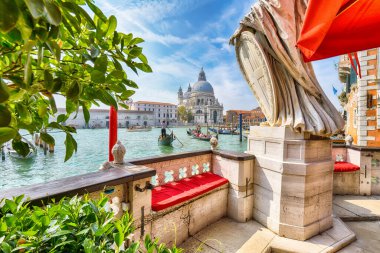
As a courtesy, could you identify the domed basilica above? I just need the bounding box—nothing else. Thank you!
[178,68,223,124]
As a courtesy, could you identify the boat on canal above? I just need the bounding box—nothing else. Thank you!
[127,126,152,132]
[209,127,238,135]
[158,132,175,146]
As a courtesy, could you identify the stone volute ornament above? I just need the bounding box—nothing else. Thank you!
[210,136,218,150]
[229,0,344,137]
[112,140,126,164]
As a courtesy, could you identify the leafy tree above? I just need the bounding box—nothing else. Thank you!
[177,105,193,123]
[0,0,151,161]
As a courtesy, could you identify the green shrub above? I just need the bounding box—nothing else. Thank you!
[0,195,182,253]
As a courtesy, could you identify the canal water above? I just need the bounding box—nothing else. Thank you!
[0,127,247,190]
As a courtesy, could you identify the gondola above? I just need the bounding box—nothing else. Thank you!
[192,134,212,141]
[158,132,175,146]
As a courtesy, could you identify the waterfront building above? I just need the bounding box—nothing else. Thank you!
[126,100,177,126]
[339,49,380,146]
[178,68,224,124]
[226,107,266,126]
[53,108,154,129]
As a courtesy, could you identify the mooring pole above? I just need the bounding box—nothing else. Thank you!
[239,113,243,142]
[109,106,118,162]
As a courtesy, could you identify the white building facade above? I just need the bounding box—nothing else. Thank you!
[178,68,223,124]
[126,101,177,126]
[53,108,155,129]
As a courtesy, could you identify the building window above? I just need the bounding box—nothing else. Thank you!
[163,113,165,117]
[353,108,357,128]
[158,113,160,117]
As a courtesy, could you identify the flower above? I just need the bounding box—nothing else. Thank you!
[151,175,159,186]
[164,170,174,183]
[179,167,187,179]
[192,164,199,175]
[202,162,210,172]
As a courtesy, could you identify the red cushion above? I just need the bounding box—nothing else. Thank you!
[152,172,229,211]
[334,162,360,172]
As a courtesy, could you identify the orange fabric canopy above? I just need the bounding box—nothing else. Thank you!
[297,0,380,62]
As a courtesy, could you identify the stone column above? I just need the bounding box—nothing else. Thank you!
[212,151,255,222]
[247,126,333,241]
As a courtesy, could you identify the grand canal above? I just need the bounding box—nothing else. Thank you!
[0,127,247,190]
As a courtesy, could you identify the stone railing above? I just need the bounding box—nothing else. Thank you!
[0,148,255,246]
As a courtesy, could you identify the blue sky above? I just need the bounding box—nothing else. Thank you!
[89,0,343,111]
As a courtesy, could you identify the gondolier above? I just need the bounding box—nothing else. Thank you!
[161,120,167,137]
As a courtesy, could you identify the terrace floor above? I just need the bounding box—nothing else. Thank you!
[180,195,380,253]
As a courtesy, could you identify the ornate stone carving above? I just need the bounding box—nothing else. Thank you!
[210,136,218,150]
[230,0,344,136]
[112,140,126,164]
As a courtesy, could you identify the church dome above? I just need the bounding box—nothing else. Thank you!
[192,68,214,94]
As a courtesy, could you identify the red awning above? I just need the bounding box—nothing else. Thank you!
[297,0,380,62]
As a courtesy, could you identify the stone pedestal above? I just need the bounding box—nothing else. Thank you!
[247,126,333,241]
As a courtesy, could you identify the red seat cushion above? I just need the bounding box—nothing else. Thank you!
[334,162,360,172]
[152,172,228,211]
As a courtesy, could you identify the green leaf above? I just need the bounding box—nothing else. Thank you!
[112,56,123,71]
[83,238,95,253]
[40,132,55,145]
[25,0,44,19]
[0,81,10,103]
[16,104,32,125]
[57,114,67,123]
[49,95,57,113]
[130,37,144,46]
[44,70,54,91]
[0,241,11,253]
[94,55,108,73]
[41,215,50,226]
[66,81,81,100]
[0,0,19,33]
[66,99,78,114]
[48,122,63,130]
[0,105,11,127]
[120,90,135,100]
[43,0,62,26]
[128,47,142,58]
[91,70,106,83]
[64,133,77,162]
[105,15,117,37]
[51,77,63,93]
[22,230,38,236]
[98,90,117,109]
[12,139,31,157]
[85,0,107,22]
[77,5,96,29]
[135,63,152,73]
[81,103,90,124]
[113,232,124,248]
[0,127,17,145]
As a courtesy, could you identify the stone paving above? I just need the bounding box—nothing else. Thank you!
[333,195,380,221]
[179,195,380,253]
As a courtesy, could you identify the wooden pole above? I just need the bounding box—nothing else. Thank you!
[109,106,118,162]
[239,113,243,142]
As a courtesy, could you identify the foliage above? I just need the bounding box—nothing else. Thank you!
[177,105,193,123]
[338,91,348,106]
[0,195,182,253]
[0,0,151,160]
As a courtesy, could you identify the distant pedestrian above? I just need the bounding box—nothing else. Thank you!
[161,121,167,137]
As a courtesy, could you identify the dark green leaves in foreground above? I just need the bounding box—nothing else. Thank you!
[0,0,152,161]
[0,195,182,252]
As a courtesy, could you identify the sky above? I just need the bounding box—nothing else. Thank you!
[66,0,343,112]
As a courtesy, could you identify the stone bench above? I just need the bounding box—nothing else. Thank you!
[333,162,360,195]
[151,172,228,211]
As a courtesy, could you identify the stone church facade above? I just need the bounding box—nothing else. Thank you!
[178,68,223,124]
